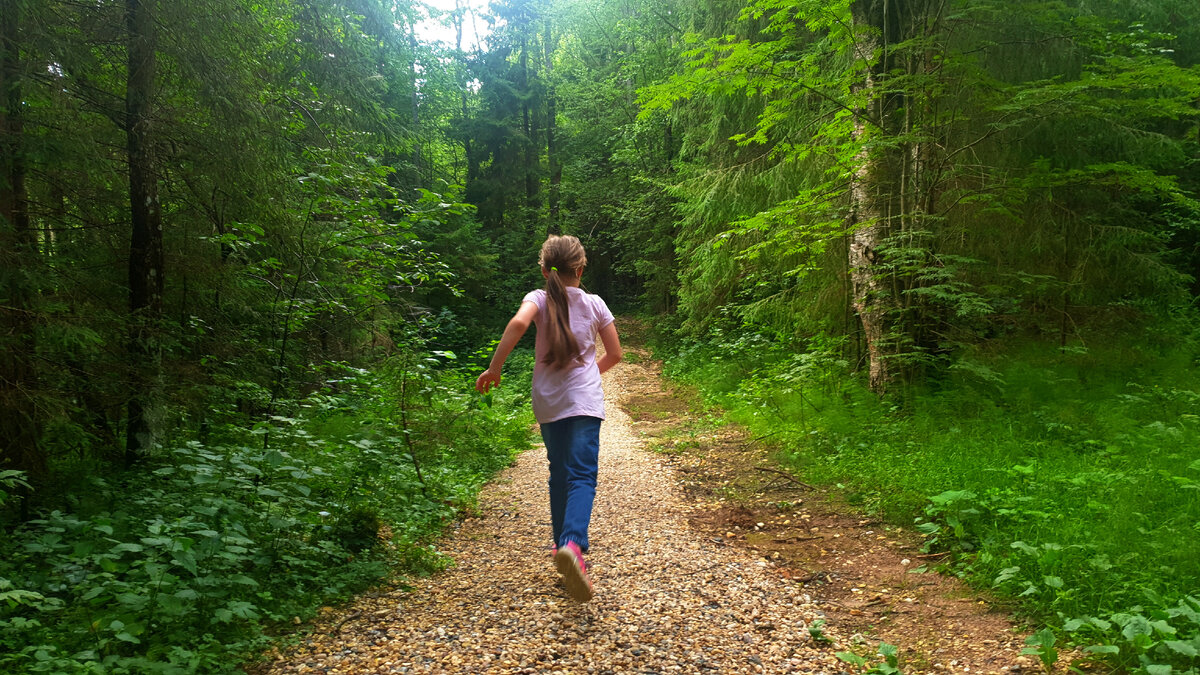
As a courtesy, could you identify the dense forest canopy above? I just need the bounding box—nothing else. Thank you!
[1,0,1198,671]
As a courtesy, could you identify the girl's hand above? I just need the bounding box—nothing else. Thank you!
[474,302,536,395]
[475,369,501,393]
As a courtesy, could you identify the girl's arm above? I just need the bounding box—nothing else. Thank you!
[475,301,539,393]
[596,322,623,375]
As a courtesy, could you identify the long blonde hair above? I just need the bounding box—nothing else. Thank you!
[538,235,588,369]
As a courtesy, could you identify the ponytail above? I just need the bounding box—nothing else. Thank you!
[538,235,588,370]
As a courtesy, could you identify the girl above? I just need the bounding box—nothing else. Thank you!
[475,235,622,602]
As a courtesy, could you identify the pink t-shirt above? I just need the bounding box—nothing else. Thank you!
[522,287,615,424]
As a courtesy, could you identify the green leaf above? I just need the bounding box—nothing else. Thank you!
[1026,628,1056,648]
[836,651,868,667]
[117,593,147,607]
[172,550,198,576]
[1011,541,1038,556]
[227,600,260,620]
[1149,620,1176,636]
[1122,615,1153,640]
[1082,645,1121,654]
[1163,641,1198,657]
[915,522,939,535]
[1,587,47,606]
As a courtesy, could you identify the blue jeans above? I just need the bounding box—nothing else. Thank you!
[540,415,602,552]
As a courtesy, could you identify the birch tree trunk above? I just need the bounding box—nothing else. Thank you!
[847,0,894,394]
[847,0,943,394]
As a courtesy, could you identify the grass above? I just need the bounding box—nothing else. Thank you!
[656,326,1200,672]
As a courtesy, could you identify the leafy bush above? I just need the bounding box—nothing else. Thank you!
[0,353,533,673]
[1061,596,1200,673]
[654,321,1200,673]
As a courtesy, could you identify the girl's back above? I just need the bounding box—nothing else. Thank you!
[523,286,613,424]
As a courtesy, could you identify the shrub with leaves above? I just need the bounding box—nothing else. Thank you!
[0,354,533,673]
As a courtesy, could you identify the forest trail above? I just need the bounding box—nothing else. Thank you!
[262,333,1030,674]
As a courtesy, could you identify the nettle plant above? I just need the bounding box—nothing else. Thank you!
[0,359,531,673]
[1,442,351,673]
[917,487,1200,674]
[1061,598,1200,674]
[836,641,902,675]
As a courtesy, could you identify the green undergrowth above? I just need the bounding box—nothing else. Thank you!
[654,323,1200,673]
[0,350,534,674]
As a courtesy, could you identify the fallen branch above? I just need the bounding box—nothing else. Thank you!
[754,466,815,490]
[742,430,785,449]
[330,610,363,634]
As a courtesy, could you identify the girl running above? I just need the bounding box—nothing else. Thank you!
[475,234,622,602]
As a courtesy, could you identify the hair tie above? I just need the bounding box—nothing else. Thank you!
[551,266,558,272]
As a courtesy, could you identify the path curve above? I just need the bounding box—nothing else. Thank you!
[265,355,841,674]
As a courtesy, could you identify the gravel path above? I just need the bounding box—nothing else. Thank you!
[264,356,844,674]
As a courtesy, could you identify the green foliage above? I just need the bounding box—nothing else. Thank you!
[8,0,1200,668]
[837,641,903,675]
[633,0,1200,395]
[655,315,1200,673]
[0,357,533,673]
[808,618,832,644]
[1063,598,1200,673]
[1022,628,1059,673]
[0,471,31,508]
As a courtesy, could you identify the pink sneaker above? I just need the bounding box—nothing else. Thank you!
[554,541,594,602]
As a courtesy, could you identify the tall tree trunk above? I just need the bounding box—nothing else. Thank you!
[125,0,163,464]
[0,0,42,481]
[544,20,559,230]
[847,0,899,394]
[410,24,422,182]
[454,0,475,184]
[47,181,64,258]
[521,35,536,207]
[664,120,674,168]
[847,0,943,394]
[463,83,477,182]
